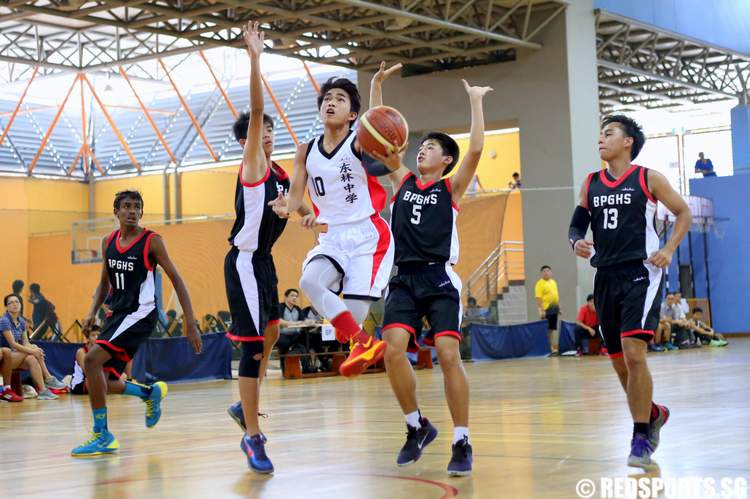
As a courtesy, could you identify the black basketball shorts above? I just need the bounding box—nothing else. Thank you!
[383,263,463,353]
[97,308,158,378]
[593,260,663,358]
[224,247,280,343]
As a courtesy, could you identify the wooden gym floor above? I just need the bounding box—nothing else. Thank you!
[2,339,749,499]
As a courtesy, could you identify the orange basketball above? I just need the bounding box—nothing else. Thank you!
[357,106,409,157]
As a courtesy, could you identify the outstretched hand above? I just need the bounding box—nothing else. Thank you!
[370,144,407,172]
[462,79,494,99]
[243,21,265,57]
[185,321,203,355]
[268,192,290,218]
[372,61,403,85]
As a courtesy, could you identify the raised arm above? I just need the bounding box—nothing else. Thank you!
[646,170,692,268]
[271,143,309,218]
[241,21,268,186]
[149,235,202,354]
[82,237,112,333]
[367,61,410,190]
[449,80,493,200]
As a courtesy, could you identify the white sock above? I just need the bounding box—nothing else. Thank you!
[405,410,422,428]
[453,426,469,444]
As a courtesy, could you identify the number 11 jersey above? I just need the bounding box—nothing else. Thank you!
[584,164,659,268]
[104,228,157,316]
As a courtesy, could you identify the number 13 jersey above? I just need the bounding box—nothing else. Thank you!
[390,172,459,266]
[305,130,386,225]
[584,164,659,268]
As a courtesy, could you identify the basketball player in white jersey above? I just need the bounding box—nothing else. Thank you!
[272,71,399,377]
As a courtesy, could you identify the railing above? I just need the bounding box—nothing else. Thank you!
[463,240,524,307]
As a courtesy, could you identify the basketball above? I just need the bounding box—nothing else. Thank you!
[357,105,409,157]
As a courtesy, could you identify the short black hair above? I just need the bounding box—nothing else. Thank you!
[232,112,275,142]
[4,293,21,306]
[83,324,101,338]
[317,77,361,125]
[666,292,674,296]
[284,288,299,297]
[12,280,24,293]
[29,283,40,294]
[540,265,551,271]
[586,294,594,302]
[468,296,477,306]
[113,190,144,211]
[692,307,703,314]
[166,309,177,319]
[601,114,646,161]
[421,132,460,176]
[512,172,519,178]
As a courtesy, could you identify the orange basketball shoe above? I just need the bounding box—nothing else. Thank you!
[339,335,387,377]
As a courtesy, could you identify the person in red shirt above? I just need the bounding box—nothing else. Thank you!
[576,294,603,354]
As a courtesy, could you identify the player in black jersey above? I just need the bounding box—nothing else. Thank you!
[71,190,202,457]
[223,22,315,475]
[369,64,492,476]
[569,115,691,469]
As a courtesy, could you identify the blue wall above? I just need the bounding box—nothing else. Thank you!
[595,0,750,56]
[672,174,750,333]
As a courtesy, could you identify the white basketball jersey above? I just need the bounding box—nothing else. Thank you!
[305,130,386,225]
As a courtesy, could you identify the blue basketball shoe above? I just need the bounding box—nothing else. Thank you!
[241,433,274,474]
[145,381,168,428]
[71,431,120,457]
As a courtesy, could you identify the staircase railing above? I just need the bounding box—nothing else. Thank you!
[463,240,524,307]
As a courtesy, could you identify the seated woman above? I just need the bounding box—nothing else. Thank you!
[689,307,728,347]
[69,325,101,394]
[0,294,61,400]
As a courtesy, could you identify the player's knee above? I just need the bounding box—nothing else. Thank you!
[299,269,317,295]
[436,345,460,370]
[622,344,647,368]
[239,341,264,378]
[384,341,405,363]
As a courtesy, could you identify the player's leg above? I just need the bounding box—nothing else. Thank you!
[621,264,667,468]
[224,248,274,473]
[72,344,119,456]
[259,322,279,385]
[14,352,54,397]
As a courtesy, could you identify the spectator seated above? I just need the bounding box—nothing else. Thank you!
[688,307,728,347]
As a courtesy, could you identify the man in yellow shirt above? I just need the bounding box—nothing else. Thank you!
[535,265,560,354]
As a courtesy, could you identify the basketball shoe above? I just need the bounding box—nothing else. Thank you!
[648,404,669,451]
[397,418,438,466]
[145,381,168,428]
[241,433,274,474]
[447,436,473,476]
[228,401,269,432]
[627,433,656,469]
[339,335,387,377]
[0,388,22,402]
[71,431,119,457]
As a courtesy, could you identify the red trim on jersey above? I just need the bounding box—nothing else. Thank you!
[96,339,132,361]
[434,330,462,342]
[225,332,265,342]
[389,171,414,204]
[445,178,461,211]
[115,228,149,254]
[106,230,118,248]
[599,164,638,188]
[620,329,654,338]
[310,198,320,218]
[638,166,656,203]
[239,163,271,188]
[382,322,416,334]
[271,161,288,180]
[366,170,387,213]
[369,214,391,288]
[415,177,437,190]
[267,319,280,327]
[582,172,596,210]
[608,352,623,359]
[143,232,157,271]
